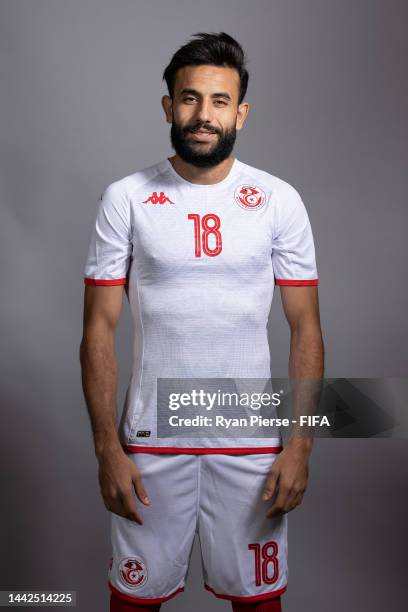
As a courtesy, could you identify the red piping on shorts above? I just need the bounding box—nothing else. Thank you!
[275,278,319,286]
[122,445,283,455]
[84,277,127,286]
[204,583,287,602]
[109,581,184,604]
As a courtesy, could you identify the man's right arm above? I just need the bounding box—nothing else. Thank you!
[79,285,149,524]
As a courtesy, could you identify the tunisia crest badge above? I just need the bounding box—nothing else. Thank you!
[119,557,148,589]
[234,184,266,211]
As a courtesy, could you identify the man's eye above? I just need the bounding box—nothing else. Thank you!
[184,97,196,103]
[214,100,227,106]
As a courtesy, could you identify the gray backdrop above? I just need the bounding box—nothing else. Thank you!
[1,0,407,610]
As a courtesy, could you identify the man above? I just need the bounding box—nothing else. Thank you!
[80,32,324,612]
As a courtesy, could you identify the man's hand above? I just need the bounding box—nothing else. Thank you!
[262,439,312,518]
[97,445,150,525]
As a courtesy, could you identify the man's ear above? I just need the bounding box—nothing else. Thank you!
[236,101,250,131]
[161,95,173,124]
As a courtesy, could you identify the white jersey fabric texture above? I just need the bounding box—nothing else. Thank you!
[83,157,319,453]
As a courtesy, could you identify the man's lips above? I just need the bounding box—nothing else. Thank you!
[188,129,218,142]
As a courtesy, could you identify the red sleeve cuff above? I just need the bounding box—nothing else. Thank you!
[84,277,127,286]
[275,278,319,286]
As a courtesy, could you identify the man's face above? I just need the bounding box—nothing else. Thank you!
[162,65,249,167]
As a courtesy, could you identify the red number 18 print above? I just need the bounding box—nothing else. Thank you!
[188,213,222,257]
[248,541,279,586]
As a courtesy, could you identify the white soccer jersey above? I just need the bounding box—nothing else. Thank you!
[83,157,319,453]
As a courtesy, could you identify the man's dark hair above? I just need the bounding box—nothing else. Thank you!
[163,32,249,105]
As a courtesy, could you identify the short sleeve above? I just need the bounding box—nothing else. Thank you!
[271,184,319,286]
[83,183,132,286]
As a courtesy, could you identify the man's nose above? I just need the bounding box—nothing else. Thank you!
[194,99,213,124]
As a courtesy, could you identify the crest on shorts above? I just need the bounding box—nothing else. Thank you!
[234,184,266,211]
[119,557,148,589]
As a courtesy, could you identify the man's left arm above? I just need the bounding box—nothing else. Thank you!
[263,285,324,517]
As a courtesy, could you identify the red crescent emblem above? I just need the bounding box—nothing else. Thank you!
[234,185,266,210]
[119,557,148,589]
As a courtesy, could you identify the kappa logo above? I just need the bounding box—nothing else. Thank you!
[234,184,266,211]
[119,557,148,589]
[143,191,175,205]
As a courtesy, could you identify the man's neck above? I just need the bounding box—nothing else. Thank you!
[168,154,235,185]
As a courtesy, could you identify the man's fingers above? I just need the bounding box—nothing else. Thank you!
[121,493,144,525]
[262,470,279,501]
[266,486,289,518]
[98,454,149,524]
[132,471,150,506]
[292,489,305,509]
[103,490,143,524]
[102,485,145,524]
[266,483,305,518]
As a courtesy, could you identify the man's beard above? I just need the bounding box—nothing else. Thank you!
[170,117,237,168]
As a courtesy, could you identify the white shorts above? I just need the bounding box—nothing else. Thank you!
[108,452,288,605]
